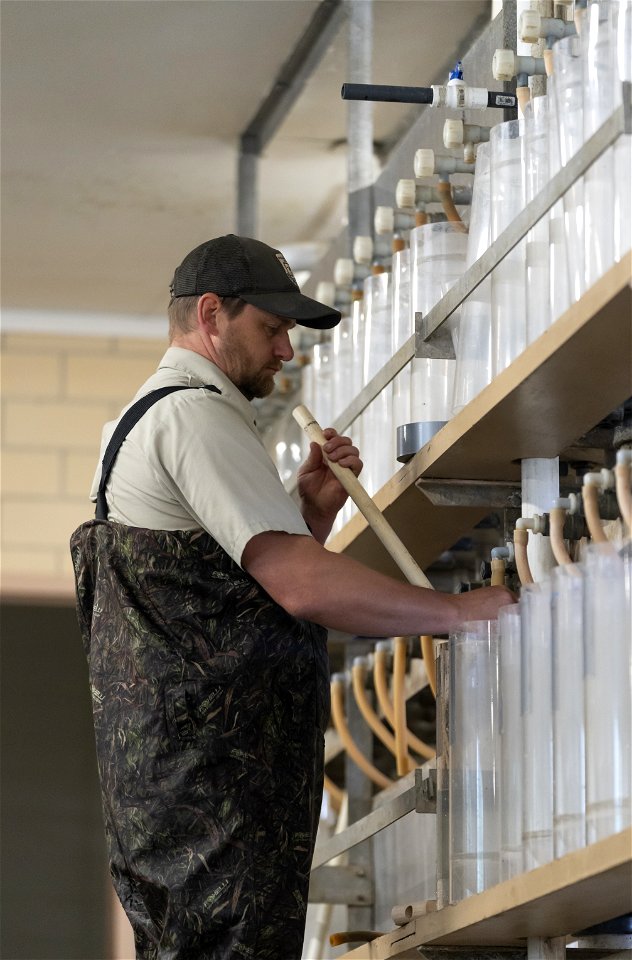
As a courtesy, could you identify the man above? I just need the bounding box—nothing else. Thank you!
[70,234,514,960]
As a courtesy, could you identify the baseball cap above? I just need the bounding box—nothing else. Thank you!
[170,234,341,329]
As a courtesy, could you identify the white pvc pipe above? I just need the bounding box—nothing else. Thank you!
[522,457,559,581]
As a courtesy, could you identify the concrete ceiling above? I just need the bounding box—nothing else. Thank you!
[1,0,491,323]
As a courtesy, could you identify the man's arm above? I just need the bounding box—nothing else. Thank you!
[242,531,515,636]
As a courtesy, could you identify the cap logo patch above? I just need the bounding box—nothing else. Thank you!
[276,252,298,286]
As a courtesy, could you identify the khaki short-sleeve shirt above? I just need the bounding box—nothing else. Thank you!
[90,347,310,567]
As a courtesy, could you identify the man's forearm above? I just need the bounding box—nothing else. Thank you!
[242,531,515,637]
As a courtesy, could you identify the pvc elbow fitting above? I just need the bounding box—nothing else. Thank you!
[490,545,511,561]
[414,148,473,178]
[519,10,575,43]
[583,469,614,491]
[334,258,355,288]
[616,448,632,467]
[492,48,546,81]
[396,178,418,211]
[374,205,395,236]
[443,119,490,150]
[353,235,373,265]
[315,281,336,308]
[516,513,546,534]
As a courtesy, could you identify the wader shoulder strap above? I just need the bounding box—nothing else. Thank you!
[96,383,220,520]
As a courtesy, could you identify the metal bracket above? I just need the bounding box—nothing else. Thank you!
[415,766,437,814]
[416,478,523,509]
[415,313,456,360]
[308,863,373,906]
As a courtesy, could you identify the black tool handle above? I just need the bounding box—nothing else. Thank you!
[341,82,433,105]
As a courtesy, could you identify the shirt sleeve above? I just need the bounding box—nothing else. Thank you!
[142,388,310,566]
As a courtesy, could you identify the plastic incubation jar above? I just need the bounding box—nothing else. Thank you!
[490,117,527,376]
[551,563,586,858]
[523,94,552,344]
[584,541,632,843]
[434,639,450,909]
[452,141,492,415]
[520,579,554,872]
[498,604,523,880]
[449,619,501,903]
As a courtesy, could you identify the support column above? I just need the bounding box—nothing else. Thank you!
[346,0,374,248]
[521,457,559,581]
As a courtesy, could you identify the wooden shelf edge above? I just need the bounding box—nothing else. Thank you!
[327,254,632,564]
[337,829,632,959]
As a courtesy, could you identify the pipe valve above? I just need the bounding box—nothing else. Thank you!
[414,148,474,179]
[492,49,547,82]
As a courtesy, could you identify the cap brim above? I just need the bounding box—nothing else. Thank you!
[239,291,341,329]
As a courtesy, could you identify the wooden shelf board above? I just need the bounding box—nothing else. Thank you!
[328,257,631,576]
[339,829,632,959]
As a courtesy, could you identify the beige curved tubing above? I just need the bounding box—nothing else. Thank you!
[543,48,554,77]
[330,678,393,790]
[583,482,608,543]
[490,557,506,587]
[420,635,437,697]
[415,210,428,227]
[517,85,531,114]
[373,646,435,761]
[615,462,632,530]
[513,527,534,585]
[436,180,467,232]
[323,773,345,811]
[549,506,575,567]
[351,661,414,774]
[393,637,410,777]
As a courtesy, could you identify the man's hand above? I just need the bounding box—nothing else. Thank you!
[296,428,363,544]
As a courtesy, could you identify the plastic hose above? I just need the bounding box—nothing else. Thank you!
[420,636,436,697]
[583,481,608,543]
[351,659,414,773]
[514,527,534,585]
[330,676,393,790]
[517,85,531,114]
[549,505,575,566]
[373,646,435,760]
[323,773,345,811]
[614,455,632,530]
[393,637,410,777]
[544,47,555,76]
[490,556,506,586]
[415,210,428,227]
[436,180,467,232]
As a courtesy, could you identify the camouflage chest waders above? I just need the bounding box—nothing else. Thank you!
[70,385,329,960]
[70,521,329,960]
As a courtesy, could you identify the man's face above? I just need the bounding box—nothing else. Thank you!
[216,302,296,400]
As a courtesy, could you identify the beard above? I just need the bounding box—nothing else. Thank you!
[237,368,277,400]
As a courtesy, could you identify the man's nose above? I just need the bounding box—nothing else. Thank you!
[275,330,294,361]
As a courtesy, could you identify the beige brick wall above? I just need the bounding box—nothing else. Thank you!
[1,332,166,592]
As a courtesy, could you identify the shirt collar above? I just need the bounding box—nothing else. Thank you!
[158,346,257,427]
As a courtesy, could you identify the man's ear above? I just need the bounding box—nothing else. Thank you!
[197,293,223,335]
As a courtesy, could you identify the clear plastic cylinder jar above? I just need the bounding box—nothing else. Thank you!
[551,564,586,858]
[453,142,492,415]
[547,73,572,322]
[490,118,527,376]
[520,580,554,871]
[583,0,616,288]
[362,271,392,387]
[435,639,450,909]
[498,604,523,880]
[332,311,356,421]
[613,0,632,261]
[449,619,500,903]
[584,541,632,843]
[524,94,552,344]
[410,221,468,351]
[311,338,334,430]
[553,34,586,304]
